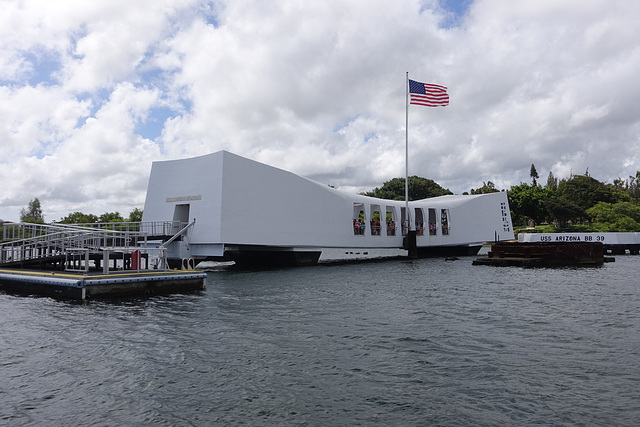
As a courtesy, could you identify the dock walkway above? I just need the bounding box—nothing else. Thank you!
[0,220,206,299]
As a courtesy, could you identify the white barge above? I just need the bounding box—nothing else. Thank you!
[142,151,514,267]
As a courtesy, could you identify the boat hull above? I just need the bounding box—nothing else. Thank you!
[224,247,322,267]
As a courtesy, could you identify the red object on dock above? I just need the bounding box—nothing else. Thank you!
[131,250,141,270]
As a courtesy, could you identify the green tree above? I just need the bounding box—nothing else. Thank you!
[546,171,558,191]
[613,177,625,189]
[606,216,640,232]
[556,175,619,213]
[364,176,452,201]
[586,201,640,232]
[530,164,539,186]
[59,212,99,224]
[545,197,584,228]
[20,198,45,223]
[628,171,640,200]
[128,208,143,222]
[507,183,551,226]
[98,212,125,223]
[470,181,500,194]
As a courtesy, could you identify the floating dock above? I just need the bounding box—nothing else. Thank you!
[0,268,206,300]
[0,221,208,299]
[473,241,612,267]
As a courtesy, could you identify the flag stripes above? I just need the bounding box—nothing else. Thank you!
[408,79,449,107]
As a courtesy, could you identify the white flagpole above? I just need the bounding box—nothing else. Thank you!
[405,72,410,233]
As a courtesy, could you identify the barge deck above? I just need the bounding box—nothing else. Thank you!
[0,268,206,300]
[473,241,613,267]
[1,220,207,299]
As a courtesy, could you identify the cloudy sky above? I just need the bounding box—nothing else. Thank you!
[1,0,639,221]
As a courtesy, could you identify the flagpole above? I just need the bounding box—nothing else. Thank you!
[404,76,449,245]
[405,72,410,233]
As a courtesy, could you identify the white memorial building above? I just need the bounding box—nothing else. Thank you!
[142,151,514,266]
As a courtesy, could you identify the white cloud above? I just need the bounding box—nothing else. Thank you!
[1,0,640,221]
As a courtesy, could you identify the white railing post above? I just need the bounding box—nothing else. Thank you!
[103,249,109,274]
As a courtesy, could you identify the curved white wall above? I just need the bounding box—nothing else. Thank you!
[142,151,514,251]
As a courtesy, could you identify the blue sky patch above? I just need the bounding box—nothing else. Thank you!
[22,51,62,86]
[134,106,176,140]
[437,0,472,28]
[333,115,360,133]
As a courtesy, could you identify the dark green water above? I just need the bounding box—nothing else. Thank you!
[1,255,639,425]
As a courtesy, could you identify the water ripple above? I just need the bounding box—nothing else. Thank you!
[1,256,640,425]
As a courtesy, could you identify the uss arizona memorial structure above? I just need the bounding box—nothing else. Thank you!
[142,151,514,266]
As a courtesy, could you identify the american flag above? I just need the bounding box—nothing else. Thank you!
[409,79,449,107]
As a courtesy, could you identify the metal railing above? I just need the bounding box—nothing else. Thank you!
[0,221,185,271]
[47,221,184,237]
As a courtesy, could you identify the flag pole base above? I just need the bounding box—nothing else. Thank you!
[404,230,418,259]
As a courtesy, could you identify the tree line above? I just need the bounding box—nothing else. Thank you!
[18,198,143,225]
[364,166,640,232]
[503,165,640,231]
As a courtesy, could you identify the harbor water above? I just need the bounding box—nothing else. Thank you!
[1,251,639,425]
